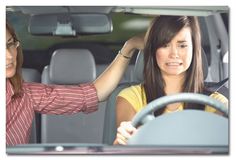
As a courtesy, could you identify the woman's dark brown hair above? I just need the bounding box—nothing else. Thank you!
[6,21,23,96]
[142,16,204,116]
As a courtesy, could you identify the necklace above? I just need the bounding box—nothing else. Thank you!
[165,104,183,113]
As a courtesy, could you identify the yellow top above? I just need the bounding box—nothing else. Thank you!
[118,84,228,114]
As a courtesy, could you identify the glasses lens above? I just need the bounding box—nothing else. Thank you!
[6,41,19,51]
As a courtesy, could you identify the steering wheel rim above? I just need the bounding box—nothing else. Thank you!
[131,93,228,127]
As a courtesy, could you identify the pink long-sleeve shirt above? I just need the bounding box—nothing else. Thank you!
[6,79,98,146]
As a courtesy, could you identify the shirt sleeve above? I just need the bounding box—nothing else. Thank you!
[23,82,98,114]
[205,92,228,113]
[117,85,146,112]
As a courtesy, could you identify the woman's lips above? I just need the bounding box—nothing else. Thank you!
[6,62,13,69]
[166,62,183,66]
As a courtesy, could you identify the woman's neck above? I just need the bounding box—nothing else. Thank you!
[162,73,186,112]
[163,73,185,95]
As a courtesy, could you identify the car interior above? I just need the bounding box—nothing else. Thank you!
[6,6,229,155]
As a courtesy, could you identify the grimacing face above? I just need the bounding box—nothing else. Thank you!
[6,29,18,78]
[155,27,193,78]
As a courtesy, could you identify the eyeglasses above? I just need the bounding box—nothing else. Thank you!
[6,41,20,53]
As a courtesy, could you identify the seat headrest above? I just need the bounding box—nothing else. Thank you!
[49,49,96,84]
[134,48,208,82]
[41,65,53,84]
[133,51,144,82]
[22,68,41,82]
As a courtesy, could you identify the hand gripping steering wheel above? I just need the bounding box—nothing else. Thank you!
[128,93,228,146]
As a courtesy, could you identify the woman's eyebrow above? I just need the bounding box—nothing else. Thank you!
[177,40,187,43]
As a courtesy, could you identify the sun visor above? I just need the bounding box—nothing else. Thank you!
[29,13,113,36]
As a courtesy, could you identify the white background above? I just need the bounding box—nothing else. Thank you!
[1,0,235,160]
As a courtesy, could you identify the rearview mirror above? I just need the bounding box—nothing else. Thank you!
[29,13,113,36]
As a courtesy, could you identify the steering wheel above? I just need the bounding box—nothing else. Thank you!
[127,93,228,146]
[131,93,228,127]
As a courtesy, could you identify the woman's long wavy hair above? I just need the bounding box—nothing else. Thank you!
[142,16,204,116]
[6,21,23,97]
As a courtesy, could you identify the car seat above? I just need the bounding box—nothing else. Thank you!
[40,49,108,143]
[21,68,41,143]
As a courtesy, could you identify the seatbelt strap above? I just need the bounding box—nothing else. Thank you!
[204,78,229,96]
[207,78,228,92]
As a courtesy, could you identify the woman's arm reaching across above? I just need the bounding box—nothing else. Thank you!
[93,36,144,102]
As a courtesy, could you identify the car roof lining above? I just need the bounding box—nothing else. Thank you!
[6,6,114,15]
[7,6,229,17]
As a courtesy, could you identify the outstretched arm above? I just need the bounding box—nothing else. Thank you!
[93,36,144,102]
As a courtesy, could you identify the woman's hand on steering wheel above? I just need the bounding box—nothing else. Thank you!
[114,121,137,145]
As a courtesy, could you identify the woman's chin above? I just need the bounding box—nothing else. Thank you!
[6,69,16,78]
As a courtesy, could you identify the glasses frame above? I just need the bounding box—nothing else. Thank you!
[6,41,20,54]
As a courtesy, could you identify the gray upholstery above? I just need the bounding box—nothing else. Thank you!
[41,49,107,144]
[202,49,209,80]
[21,68,41,144]
[97,64,135,144]
[41,105,106,143]
[49,49,96,84]
[103,84,133,144]
[41,50,136,144]
[103,53,144,144]
[22,68,41,83]
[41,65,53,84]
[133,51,144,83]
[96,64,135,83]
